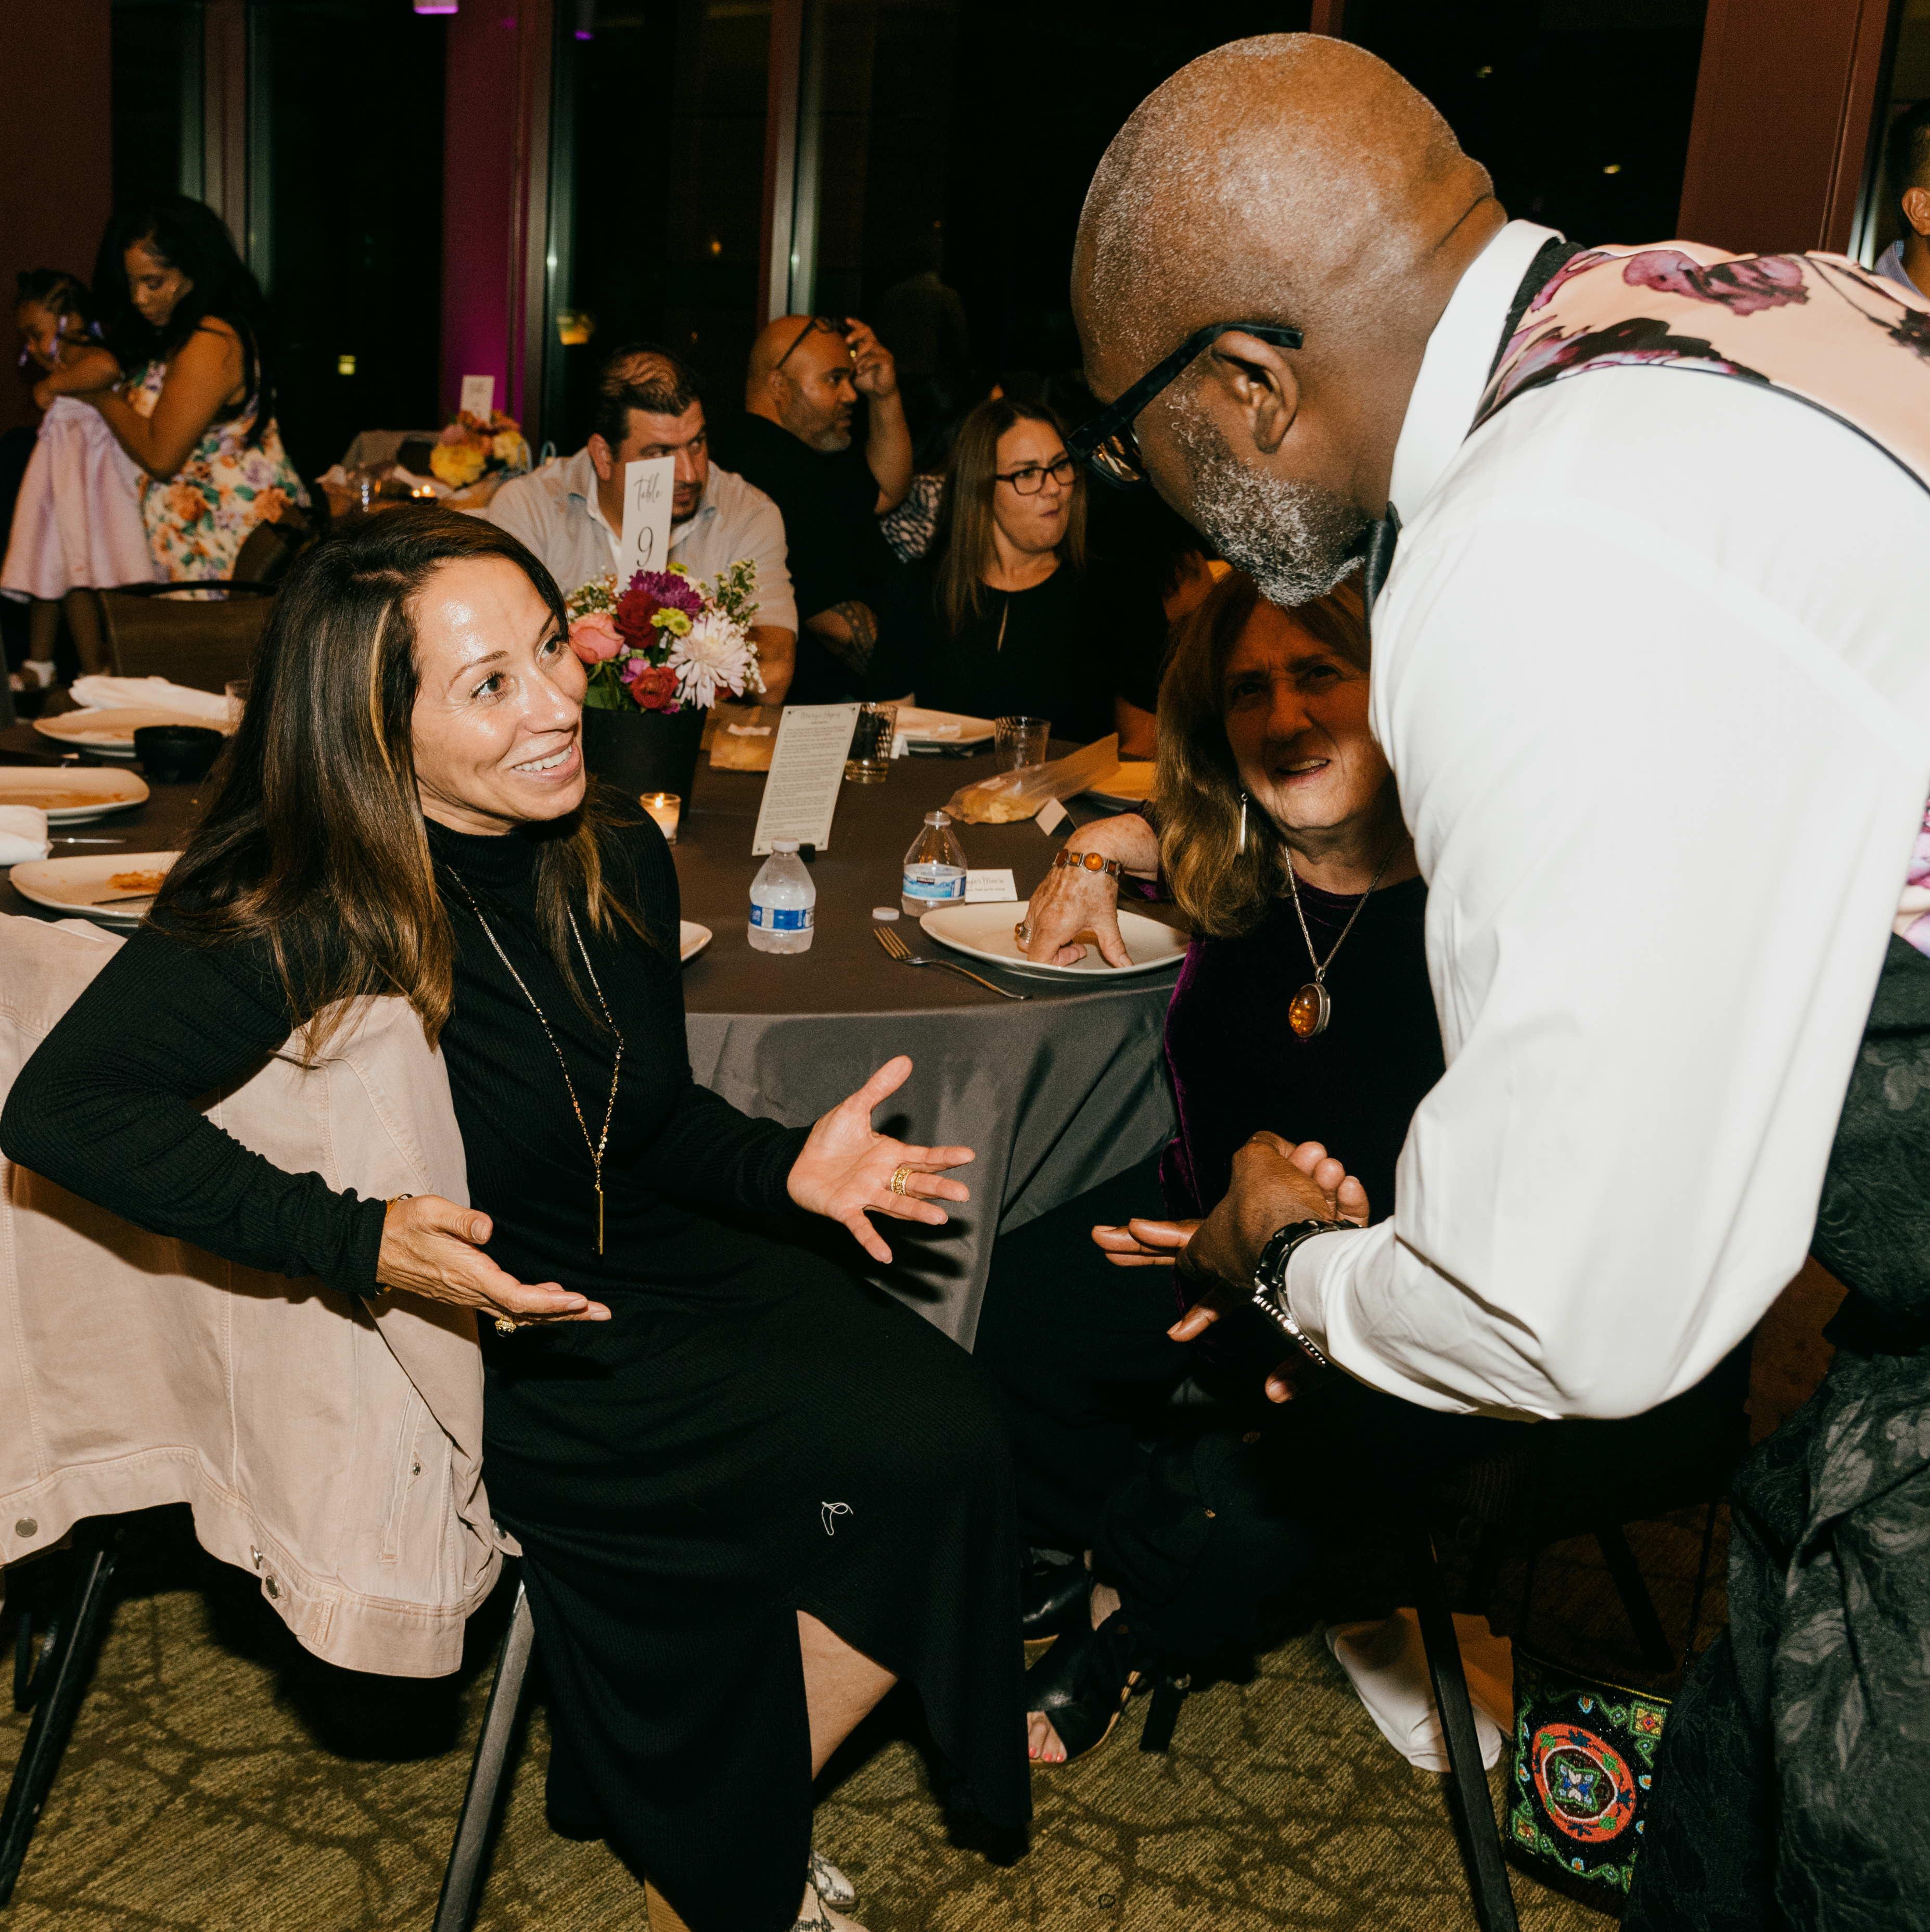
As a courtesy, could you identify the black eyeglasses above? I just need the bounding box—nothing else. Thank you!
[994,453,1078,495]
[1067,320,1306,488]
[774,314,847,373]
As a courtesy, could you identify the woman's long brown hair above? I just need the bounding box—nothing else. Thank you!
[152,506,644,1054]
[1155,569,1370,940]
[934,397,1086,636]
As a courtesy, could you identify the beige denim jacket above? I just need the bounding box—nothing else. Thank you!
[0,915,505,1676]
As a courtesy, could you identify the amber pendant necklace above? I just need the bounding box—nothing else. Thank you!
[446,868,624,1254]
[1282,844,1397,1039]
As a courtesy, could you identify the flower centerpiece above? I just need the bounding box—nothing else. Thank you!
[429,409,532,491]
[565,560,762,802]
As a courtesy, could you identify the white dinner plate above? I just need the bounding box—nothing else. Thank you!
[920,898,1188,980]
[893,706,996,746]
[8,850,181,926]
[1083,760,1155,808]
[679,920,712,964]
[32,706,234,758]
[0,766,150,823]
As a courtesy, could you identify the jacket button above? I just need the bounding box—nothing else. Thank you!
[14,1519,36,1538]
[264,1577,280,1599]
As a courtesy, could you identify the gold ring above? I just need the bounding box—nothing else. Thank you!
[1014,921,1031,945]
[494,1315,519,1336]
[890,1164,915,1197]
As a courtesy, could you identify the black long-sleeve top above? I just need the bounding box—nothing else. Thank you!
[0,814,810,1319]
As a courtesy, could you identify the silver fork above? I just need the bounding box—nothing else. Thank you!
[873,923,1029,999]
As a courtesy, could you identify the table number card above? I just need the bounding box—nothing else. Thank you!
[751,704,860,855]
[459,374,495,420]
[620,455,676,578]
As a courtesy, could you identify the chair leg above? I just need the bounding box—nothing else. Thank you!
[431,1578,535,1932]
[1409,1524,1520,1932]
[1593,1524,1675,1673]
[0,1525,121,1908]
[1680,1501,1721,1670]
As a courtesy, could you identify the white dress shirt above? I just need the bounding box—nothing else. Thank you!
[485,445,799,634]
[1286,220,1930,1422]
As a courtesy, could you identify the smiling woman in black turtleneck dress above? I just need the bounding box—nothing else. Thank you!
[0,509,1026,1932]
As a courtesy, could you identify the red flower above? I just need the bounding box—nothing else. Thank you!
[615,584,664,643]
[624,663,680,711]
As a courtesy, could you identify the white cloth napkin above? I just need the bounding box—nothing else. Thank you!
[0,807,52,866]
[70,674,233,726]
[1325,1610,1515,1773]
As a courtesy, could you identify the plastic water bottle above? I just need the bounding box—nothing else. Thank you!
[901,810,967,918]
[748,839,815,954]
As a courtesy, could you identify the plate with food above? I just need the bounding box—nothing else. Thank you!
[1083,760,1155,808]
[0,766,150,823]
[32,707,234,758]
[894,706,996,749]
[920,899,1187,980]
[679,920,713,964]
[7,850,180,926]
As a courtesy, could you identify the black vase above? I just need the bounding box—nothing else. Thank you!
[580,703,706,807]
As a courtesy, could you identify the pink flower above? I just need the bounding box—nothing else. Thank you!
[1621,250,1808,316]
[568,612,622,663]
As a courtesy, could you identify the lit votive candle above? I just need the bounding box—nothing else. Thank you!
[640,791,681,845]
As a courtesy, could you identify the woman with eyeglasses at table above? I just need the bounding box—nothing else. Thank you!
[0,508,1028,1932]
[863,397,1169,745]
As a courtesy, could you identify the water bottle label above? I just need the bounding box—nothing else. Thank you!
[902,870,966,902]
[750,905,812,931]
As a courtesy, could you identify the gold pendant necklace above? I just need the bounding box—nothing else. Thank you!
[446,867,624,1255]
[1282,843,1398,1040]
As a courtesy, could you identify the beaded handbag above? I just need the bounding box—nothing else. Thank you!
[1507,1651,1671,1895]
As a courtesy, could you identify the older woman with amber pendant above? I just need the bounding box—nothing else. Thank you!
[1020,570,1415,1000]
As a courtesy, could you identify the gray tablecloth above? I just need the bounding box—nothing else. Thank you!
[0,717,1182,1343]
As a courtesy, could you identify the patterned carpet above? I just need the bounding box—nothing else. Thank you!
[0,1269,1838,1932]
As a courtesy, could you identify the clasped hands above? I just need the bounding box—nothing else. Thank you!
[1092,1132,1369,1403]
[375,1054,970,1330]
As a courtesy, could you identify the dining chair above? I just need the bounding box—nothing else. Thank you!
[89,582,275,693]
[0,1521,123,1908]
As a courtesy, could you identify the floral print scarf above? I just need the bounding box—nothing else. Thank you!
[1475,241,1930,961]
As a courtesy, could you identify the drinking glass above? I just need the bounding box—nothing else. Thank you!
[844,701,898,784]
[994,715,1050,772]
[224,677,251,728]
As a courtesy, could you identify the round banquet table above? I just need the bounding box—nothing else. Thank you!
[0,716,1181,1345]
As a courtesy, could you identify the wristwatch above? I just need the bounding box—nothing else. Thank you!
[1249,1219,1340,1368]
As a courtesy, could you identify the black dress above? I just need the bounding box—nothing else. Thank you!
[0,811,1028,1932]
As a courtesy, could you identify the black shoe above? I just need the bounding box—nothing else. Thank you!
[1021,1555,1091,1646]
[1025,1604,1147,1765]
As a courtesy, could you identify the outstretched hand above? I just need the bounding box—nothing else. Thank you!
[377,1194,610,1327]
[787,1054,974,1264]
[1169,1135,1368,1366]
[1091,1217,1200,1266]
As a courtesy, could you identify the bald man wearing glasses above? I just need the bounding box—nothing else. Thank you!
[715,315,913,703]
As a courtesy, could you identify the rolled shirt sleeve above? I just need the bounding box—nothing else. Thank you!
[1286,379,1930,1422]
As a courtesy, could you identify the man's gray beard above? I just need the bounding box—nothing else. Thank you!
[1170,410,1368,608]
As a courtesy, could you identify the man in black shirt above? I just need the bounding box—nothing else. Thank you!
[714,314,912,701]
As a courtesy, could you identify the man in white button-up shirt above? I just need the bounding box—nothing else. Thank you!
[1067,33,1930,1931]
[487,345,798,701]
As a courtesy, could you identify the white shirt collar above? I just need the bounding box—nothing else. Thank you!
[1387,220,1563,522]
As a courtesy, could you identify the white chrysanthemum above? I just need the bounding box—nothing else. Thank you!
[666,607,755,710]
